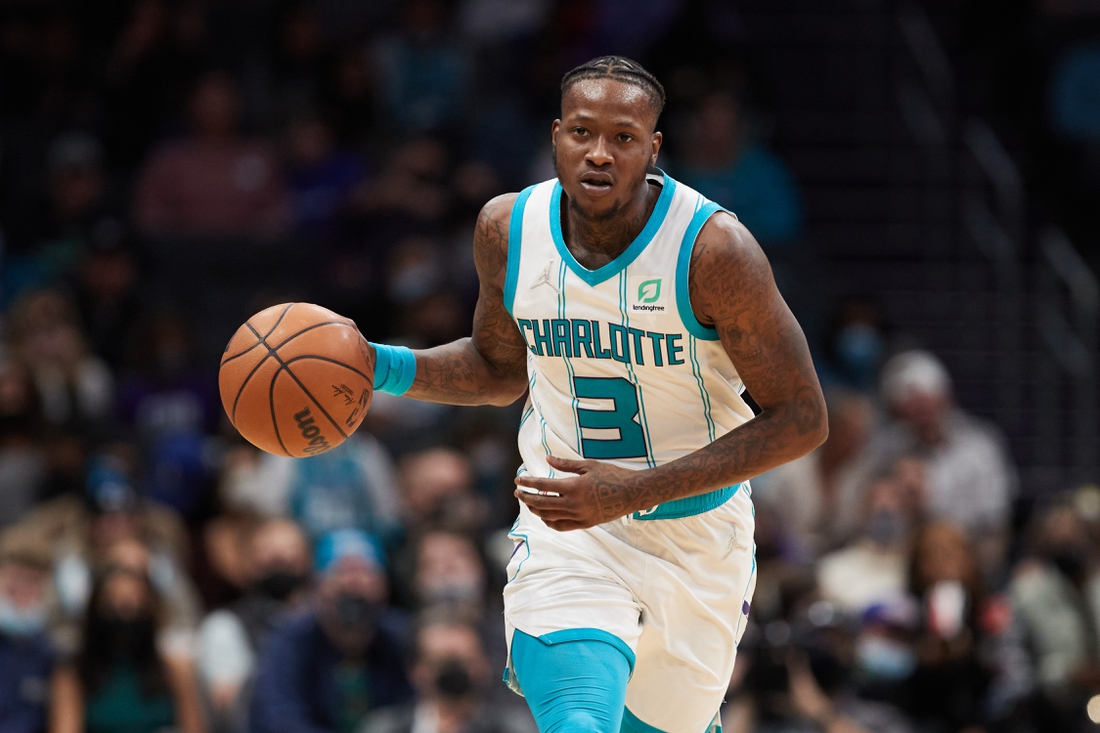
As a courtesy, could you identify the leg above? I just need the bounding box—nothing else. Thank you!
[623,494,757,732]
[511,629,632,733]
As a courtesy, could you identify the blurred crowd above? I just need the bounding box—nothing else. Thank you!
[0,1,1098,733]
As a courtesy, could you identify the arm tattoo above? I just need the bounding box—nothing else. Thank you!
[618,214,828,510]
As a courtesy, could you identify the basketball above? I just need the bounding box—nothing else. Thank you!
[219,303,375,457]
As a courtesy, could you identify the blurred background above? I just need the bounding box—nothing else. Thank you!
[1,0,1099,732]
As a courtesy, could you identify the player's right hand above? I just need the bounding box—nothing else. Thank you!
[514,455,643,531]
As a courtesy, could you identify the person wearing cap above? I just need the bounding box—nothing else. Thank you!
[867,350,1017,573]
[249,529,412,733]
[0,527,57,733]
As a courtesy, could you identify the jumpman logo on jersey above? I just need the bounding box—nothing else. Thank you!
[530,260,560,294]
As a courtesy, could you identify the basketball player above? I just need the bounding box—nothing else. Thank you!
[367,57,827,733]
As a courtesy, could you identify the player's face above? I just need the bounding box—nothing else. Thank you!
[552,79,662,221]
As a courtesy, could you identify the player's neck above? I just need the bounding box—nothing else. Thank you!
[561,181,660,270]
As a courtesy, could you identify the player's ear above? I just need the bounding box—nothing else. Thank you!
[551,119,561,143]
[650,131,662,167]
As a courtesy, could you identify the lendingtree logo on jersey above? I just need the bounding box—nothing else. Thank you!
[629,276,666,313]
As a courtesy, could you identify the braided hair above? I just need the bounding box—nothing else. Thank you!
[560,56,666,119]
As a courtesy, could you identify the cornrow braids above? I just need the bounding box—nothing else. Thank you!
[561,55,666,117]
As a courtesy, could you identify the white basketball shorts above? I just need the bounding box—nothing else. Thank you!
[503,485,757,733]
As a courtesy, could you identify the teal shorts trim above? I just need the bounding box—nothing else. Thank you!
[622,707,723,733]
[622,707,668,733]
[631,483,740,520]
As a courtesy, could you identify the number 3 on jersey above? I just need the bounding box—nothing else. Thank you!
[573,377,649,460]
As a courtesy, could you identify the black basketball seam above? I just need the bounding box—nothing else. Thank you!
[280,355,371,382]
[269,320,359,352]
[278,359,350,442]
[222,302,295,366]
[242,322,351,445]
[269,368,292,456]
[226,321,358,420]
[234,320,283,424]
[229,303,296,423]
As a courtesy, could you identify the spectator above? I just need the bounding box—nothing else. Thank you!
[817,465,923,614]
[757,390,877,562]
[6,290,114,434]
[731,607,915,733]
[133,71,288,240]
[20,448,201,638]
[0,131,114,285]
[0,527,57,733]
[198,518,312,730]
[70,226,140,371]
[372,0,469,133]
[817,297,890,395]
[866,350,1017,574]
[117,314,219,519]
[398,448,484,534]
[1010,498,1100,729]
[284,112,366,240]
[249,529,412,733]
[905,523,995,733]
[218,433,400,542]
[676,88,804,247]
[100,0,203,170]
[412,531,486,619]
[0,361,46,527]
[48,542,206,733]
[359,615,536,733]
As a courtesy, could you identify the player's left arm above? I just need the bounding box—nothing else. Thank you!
[516,212,828,530]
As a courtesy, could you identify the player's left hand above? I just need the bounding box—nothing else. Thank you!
[514,455,644,531]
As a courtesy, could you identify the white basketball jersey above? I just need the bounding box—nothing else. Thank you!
[504,171,755,490]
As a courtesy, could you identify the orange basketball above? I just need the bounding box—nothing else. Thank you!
[218,303,374,457]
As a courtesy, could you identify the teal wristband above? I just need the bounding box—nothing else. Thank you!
[370,343,417,396]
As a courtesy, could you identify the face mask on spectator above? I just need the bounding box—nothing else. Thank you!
[434,658,476,701]
[102,616,156,658]
[420,574,482,605]
[1048,547,1089,580]
[868,510,905,547]
[835,323,882,380]
[334,592,382,629]
[254,571,307,601]
[0,598,46,637]
[855,635,916,682]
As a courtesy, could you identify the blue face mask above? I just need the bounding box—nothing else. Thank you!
[835,323,883,388]
[856,635,916,682]
[0,598,46,638]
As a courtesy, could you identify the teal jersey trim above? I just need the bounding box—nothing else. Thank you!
[689,335,718,444]
[529,371,555,478]
[549,172,676,286]
[622,707,671,733]
[675,200,723,340]
[559,261,584,454]
[503,185,537,316]
[519,404,534,429]
[633,483,739,520]
[535,628,636,675]
[618,271,656,466]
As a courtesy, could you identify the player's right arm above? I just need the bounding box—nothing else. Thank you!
[373,193,530,407]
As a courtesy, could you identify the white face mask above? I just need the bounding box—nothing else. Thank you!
[0,598,46,638]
